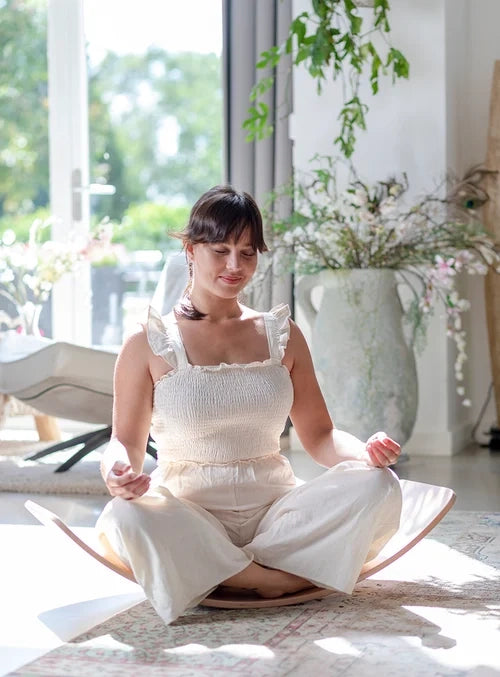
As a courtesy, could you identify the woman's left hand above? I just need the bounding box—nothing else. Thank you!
[365,432,401,467]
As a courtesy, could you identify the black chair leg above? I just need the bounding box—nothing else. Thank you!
[55,427,113,473]
[146,436,157,460]
[25,426,157,473]
[24,426,112,462]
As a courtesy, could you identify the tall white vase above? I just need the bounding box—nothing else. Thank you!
[297,268,418,445]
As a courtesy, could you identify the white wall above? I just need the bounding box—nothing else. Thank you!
[290,0,500,453]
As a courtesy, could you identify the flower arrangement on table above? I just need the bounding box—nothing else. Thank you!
[0,218,124,335]
[266,156,500,406]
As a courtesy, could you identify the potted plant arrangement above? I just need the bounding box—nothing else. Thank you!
[264,157,500,444]
[0,218,123,336]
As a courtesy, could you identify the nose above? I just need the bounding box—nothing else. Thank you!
[226,252,242,272]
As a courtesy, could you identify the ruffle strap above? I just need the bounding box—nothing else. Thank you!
[267,303,291,361]
[146,306,179,369]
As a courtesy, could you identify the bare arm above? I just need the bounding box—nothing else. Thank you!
[284,320,400,468]
[101,328,155,498]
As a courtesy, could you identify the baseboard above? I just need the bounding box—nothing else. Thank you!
[289,423,473,457]
[403,422,472,456]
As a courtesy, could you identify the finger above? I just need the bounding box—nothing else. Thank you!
[119,476,151,500]
[112,461,131,476]
[374,442,400,465]
[109,478,145,499]
[377,443,399,465]
[108,471,138,488]
[118,473,150,494]
[380,437,401,453]
[366,445,388,467]
[376,438,401,459]
[131,476,151,498]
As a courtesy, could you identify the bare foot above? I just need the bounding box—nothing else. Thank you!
[222,562,316,598]
[254,569,316,598]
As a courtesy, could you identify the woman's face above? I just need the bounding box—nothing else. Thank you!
[187,228,258,299]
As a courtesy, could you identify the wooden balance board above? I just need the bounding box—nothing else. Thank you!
[25,478,455,610]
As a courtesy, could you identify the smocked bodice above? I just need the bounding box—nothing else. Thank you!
[146,304,294,471]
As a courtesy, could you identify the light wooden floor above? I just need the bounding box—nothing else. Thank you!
[287,443,500,511]
[0,420,499,676]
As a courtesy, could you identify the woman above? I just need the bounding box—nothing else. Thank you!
[97,185,402,625]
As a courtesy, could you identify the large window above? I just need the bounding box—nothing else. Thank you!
[84,0,223,342]
[0,0,223,344]
[0,0,51,333]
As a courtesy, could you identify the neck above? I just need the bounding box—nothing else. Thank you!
[187,288,242,322]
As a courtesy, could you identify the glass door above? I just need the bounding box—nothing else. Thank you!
[0,0,52,336]
[0,0,92,343]
[83,0,223,344]
[48,0,92,343]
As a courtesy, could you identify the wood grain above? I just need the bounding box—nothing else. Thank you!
[484,60,500,425]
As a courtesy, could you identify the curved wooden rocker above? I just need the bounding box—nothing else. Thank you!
[25,478,455,610]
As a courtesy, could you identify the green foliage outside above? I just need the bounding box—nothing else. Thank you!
[0,207,50,243]
[0,0,222,249]
[91,48,222,218]
[111,202,189,253]
[0,0,49,215]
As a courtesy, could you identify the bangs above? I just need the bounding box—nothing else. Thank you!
[183,186,268,252]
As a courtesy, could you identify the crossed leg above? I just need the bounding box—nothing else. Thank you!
[222,562,314,598]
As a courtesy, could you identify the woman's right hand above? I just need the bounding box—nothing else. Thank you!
[105,460,151,499]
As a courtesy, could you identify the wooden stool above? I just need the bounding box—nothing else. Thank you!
[33,415,61,442]
[25,479,455,610]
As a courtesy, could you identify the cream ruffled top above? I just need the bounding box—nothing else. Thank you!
[146,304,294,476]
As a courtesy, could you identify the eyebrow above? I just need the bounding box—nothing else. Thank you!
[212,240,255,248]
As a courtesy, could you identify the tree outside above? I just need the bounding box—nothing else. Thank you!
[0,0,223,250]
[0,0,223,341]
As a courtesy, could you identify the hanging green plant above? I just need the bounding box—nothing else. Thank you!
[243,0,410,158]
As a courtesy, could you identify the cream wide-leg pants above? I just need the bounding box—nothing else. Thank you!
[96,460,402,625]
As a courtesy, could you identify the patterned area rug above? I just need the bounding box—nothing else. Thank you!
[9,511,500,676]
[0,440,158,495]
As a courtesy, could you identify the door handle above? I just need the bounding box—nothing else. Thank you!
[71,168,116,220]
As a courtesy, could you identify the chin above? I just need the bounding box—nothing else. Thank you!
[217,278,247,292]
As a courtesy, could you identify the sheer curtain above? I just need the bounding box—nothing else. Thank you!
[222,0,293,311]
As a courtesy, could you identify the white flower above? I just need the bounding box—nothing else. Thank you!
[271,161,500,407]
[350,188,368,207]
[0,269,14,284]
[2,229,16,246]
[0,217,116,316]
[379,196,397,216]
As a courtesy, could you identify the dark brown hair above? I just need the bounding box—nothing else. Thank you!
[180,185,268,252]
[176,185,268,319]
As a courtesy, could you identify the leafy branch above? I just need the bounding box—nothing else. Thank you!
[243,0,409,158]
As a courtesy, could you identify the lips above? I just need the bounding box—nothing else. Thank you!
[220,275,242,284]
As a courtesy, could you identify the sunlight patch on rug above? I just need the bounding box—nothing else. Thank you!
[314,637,362,657]
[163,643,275,659]
[8,512,500,676]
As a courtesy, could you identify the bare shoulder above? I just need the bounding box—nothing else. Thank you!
[283,319,312,371]
[239,303,261,320]
[116,324,151,366]
[239,304,266,335]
